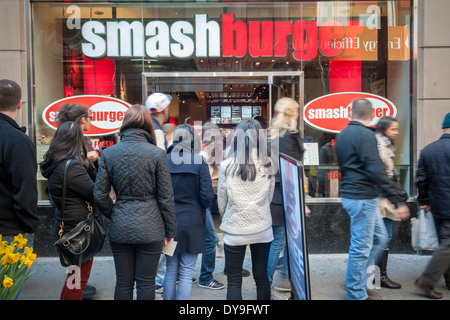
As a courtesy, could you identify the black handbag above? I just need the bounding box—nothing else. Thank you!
[54,159,106,267]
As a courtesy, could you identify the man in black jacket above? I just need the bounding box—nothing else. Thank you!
[0,79,39,245]
[415,112,450,299]
[336,98,409,300]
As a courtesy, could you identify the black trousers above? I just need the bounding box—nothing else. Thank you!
[224,242,271,300]
[421,217,450,288]
[110,240,164,300]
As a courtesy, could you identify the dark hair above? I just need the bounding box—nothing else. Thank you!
[120,104,156,142]
[351,98,373,120]
[43,121,88,168]
[56,103,89,125]
[172,124,200,154]
[0,79,21,112]
[253,116,267,129]
[226,119,271,182]
[376,116,398,144]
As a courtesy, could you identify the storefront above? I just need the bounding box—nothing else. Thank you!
[30,0,416,254]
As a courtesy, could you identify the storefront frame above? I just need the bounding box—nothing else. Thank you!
[30,0,417,206]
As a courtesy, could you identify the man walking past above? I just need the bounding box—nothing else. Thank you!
[415,113,450,299]
[0,79,39,246]
[336,98,409,300]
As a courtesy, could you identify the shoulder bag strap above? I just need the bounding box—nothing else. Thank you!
[58,159,72,238]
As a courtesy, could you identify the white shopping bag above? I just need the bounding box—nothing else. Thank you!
[411,209,439,251]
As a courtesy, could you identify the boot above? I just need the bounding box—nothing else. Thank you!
[379,249,401,289]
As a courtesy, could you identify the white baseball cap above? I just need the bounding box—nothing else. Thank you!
[145,93,172,113]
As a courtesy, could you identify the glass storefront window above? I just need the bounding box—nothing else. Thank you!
[32,1,412,201]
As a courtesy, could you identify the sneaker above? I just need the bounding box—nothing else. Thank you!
[198,279,225,290]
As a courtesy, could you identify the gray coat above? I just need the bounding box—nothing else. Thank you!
[94,128,177,244]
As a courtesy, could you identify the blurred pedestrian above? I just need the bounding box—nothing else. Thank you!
[218,119,275,300]
[163,124,215,299]
[335,98,409,300]
[0,79,39,300]
[145,92,172,151]
[198,122,225,290]
[375,116,404,289]
[415,112,450,299]
[268,97,305,294]
[94,104,177,300]
[145,93,172,293]
[40,121,95,300]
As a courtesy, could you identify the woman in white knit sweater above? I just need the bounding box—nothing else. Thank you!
[218,119,275,300]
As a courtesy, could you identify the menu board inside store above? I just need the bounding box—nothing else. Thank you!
[210,106,261,124]
[211,106,221,124]
[221,106,231,124]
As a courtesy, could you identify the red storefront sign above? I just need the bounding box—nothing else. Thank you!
[304,92,398,133]
[42,95,132,136]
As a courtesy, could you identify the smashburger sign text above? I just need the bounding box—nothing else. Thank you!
[42,95,132,136]
[81,13,378,60]
[304,92,398,133]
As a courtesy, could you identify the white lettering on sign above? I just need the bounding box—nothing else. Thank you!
[308,106,351,120]
[81,14,221,58]
[89,101,128,130]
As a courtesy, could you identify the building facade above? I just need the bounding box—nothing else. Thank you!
[1,0,449,255]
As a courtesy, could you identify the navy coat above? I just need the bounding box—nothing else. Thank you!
[167,143,214,254]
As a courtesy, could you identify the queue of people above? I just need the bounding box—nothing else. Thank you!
[1,78,450,301]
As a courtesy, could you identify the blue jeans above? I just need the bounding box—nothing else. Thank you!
[342,198,388,300]
[155,254,166,288]
[199,208,218,285]
[163,252,198,300]
[267,225,288,284]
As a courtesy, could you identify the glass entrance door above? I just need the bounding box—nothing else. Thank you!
[141,71,304,130]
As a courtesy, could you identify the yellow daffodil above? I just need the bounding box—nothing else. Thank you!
[13,234,27,249]
[2,277,13,288]
[4,252,20,265]
[22,246,33,258]
[23,256,35,268]
[1,247,14,266]
[0,241,7,255]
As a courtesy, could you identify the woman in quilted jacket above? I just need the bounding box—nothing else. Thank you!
[218,119,275,300]
[94,104,177,300]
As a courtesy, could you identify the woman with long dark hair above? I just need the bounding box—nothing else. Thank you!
[218,119,275,300]
[375,116,403,289]
[94,104,177,300]
[40,121,95,300]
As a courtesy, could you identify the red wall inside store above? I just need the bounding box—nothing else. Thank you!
[83,55,116,95]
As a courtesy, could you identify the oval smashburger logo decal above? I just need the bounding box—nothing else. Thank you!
[42,95,132,136]
[304,92,398,133]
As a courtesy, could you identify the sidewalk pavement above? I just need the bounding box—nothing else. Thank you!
[21,252,449,300]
